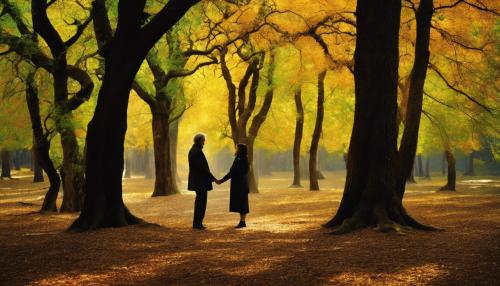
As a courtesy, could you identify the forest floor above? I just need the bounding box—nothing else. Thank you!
[0,170,499,286]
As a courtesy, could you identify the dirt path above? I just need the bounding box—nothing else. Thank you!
[0,172,499,285]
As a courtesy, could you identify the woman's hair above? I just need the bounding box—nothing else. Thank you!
[236,143,248,156]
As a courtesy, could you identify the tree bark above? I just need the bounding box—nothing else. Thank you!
[144,146,153,179]
[441,152,446,175]
[416,154,424,177]
[395,0,433,197]
[440,150,456,191]
[151,107,179,196]
[124,150,131,178]
[59,130,83,212]
[25,70,61,211]
[31,0,87,213]
[32,147,44,182]
[1,150,11,178]
[69,0,199,231]
[290,87,304,187]
[309,70,326,191]
[170,119,181,183]
[424,156,431,179]
[12,151,21,170]
[325,0,431,233]
[407,164,417,183]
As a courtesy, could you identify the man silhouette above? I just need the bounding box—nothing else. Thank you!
[188,133,216,230]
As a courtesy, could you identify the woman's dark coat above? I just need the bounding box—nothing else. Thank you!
[188,144,216,191]
[220,154,250,214]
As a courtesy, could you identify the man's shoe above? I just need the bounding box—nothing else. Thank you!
[235,221,246,228]
[193,225,206,230]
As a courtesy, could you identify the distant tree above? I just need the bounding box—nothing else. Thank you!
[1,149,11,178]
[290,87,304,187]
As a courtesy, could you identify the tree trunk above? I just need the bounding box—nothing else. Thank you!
[291,87,304,188]
[69,0,198,231]
[407,164,416,183]
[463,152,475,176]
[325,0,431,233]
[69,58,143,231]
[25,71,61,211]
[151,108,179,196]
[12,150,21,170]
[247,140,259,194]
[395,0,433,197]
[32,147,44,182]
[144,146,153,179]
[59,130,84,212]
[31,0,84,213]
[440,150,456,191]
[1,150,11,178]
[416,154,424,177]
[309,70,326,191]
[169,119,181,183]
[424,156,431,179]
[124,150,131,178]
[441,152,446,175]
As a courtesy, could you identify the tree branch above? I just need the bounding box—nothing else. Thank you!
[64,15,93,48]
[428,63,493,113]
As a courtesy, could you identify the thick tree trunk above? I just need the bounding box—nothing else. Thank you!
[69,57,143,231]
[325,0,431,233]
[309,70,326,191]
[1,150,11,178]
[59,130,84,212]
[151,109,179,196]
[440,150,456,191]
[69,0,198,231]
[463,152,475,176]
[291,87,304,187]
[32,148,44,182]
[25,71,61,211]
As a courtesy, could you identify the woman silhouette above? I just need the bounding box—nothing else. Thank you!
[217,143,250,228]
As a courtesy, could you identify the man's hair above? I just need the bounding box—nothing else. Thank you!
[193,133,206,145]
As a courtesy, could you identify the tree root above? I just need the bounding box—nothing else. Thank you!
[401,210,441,231]
[67,206,144,233]
[288,184,303,188]
[328,205,439,235]
[330,213,366,235]
[322,213,344,228]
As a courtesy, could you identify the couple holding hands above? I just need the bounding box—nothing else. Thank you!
[188,134,250,230]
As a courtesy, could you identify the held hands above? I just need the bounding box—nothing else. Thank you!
[215,179,222,185]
